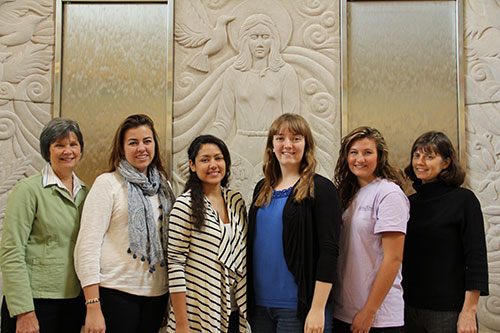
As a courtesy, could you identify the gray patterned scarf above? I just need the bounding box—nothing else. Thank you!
[118,159,173,272]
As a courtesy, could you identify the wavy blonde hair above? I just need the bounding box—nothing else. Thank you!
[254,113,317,207]
[334,126,404,210]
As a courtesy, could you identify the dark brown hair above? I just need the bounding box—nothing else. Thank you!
[255,113,317,207]
[40,118,84,162]
[334,126,404,210]
[184,135,231,230]
[109,114,169,180]
[404,131,464,187]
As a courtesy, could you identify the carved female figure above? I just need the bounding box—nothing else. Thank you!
[211,13,299,167]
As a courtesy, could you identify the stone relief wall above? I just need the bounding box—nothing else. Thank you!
[0,0,53,233]
[464,0,500,331]
[172,0,340,203]
[0,0,499,331]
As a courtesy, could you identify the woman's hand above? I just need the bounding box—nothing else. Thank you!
[16,311,39,333]
[350,307,376,333]
[457,308,477,333]
[457,290,480,333]
[304,307,325,333]
[84,303,106,333]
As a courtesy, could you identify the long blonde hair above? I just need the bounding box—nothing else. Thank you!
[334,126,403,210]
[254,113,317,207]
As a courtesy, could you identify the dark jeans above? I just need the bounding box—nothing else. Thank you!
[249,305,333,333]
[333,318,403,333]
[99,287,168,333]
[1,295,85,333]
[404,305,464,333]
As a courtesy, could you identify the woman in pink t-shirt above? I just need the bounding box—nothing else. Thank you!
[333,127,409,333]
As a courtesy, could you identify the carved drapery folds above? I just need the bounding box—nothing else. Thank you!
[172,0,340,203]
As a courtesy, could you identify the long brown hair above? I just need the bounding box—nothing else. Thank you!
[109,114,169,180]
[254,113,317,207]
[334,126,403,210]
[184,135,231,230]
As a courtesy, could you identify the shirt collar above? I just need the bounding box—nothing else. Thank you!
[42,163,85,199]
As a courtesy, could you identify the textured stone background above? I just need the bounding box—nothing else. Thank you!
[0,0,499,331]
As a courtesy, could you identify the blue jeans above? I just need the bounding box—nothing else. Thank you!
[249,305,332,333]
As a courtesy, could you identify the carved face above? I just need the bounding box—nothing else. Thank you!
[248,24,272,60]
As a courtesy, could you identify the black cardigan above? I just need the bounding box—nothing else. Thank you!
[402,180,489,311]
[247,174,342,320]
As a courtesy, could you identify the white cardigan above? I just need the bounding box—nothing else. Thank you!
[74,171,168,296]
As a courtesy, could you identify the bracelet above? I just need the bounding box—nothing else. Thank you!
[85,298,100,305]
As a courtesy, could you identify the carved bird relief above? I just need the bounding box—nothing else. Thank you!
[175,15,235,73]
[0,14,45,47]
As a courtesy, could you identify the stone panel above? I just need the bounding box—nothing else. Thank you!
[466,102,500,332]
[465,0,500,330]
[172,0,341,201]
[464,0,500,105]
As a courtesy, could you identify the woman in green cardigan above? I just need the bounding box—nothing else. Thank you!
[0,118,87,333]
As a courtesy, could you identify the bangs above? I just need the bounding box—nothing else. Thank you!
[277,120,306,136]
[414,142,437,155]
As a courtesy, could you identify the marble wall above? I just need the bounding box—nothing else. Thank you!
[464,0,500,330]
[0,0,499,330]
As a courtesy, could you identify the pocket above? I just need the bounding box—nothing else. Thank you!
[30,258,65,292]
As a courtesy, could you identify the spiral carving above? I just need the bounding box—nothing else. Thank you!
[294,0,328,16]
[0,113,16,140]
[320,11,336,29]
[303,24,332,50]
[311,92,334,119]
[485,294,500,314]
[303,78,320,95]
[469,61,488,82]
[25,75,51,103]
[0,82,15,105]
[177,73,197,95]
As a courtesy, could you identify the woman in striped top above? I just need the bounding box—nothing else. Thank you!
[168,135,248,333]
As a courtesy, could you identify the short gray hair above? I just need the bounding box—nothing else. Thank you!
[39,118,84,162]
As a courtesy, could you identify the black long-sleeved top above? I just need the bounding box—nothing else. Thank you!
[402,180,489,311]
[247,174,342,320]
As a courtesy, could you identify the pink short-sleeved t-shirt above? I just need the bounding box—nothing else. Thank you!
[333,178,409,327]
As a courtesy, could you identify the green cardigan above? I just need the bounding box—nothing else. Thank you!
[0,173,87,317]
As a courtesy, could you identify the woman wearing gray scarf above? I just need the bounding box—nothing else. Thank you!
[75,114,175,333]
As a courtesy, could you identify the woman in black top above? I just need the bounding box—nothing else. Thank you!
[402,131,488,333]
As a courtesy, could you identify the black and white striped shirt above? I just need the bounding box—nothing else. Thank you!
[167,188,248,332]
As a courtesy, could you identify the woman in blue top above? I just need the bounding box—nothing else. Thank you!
[247,113,341,333]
